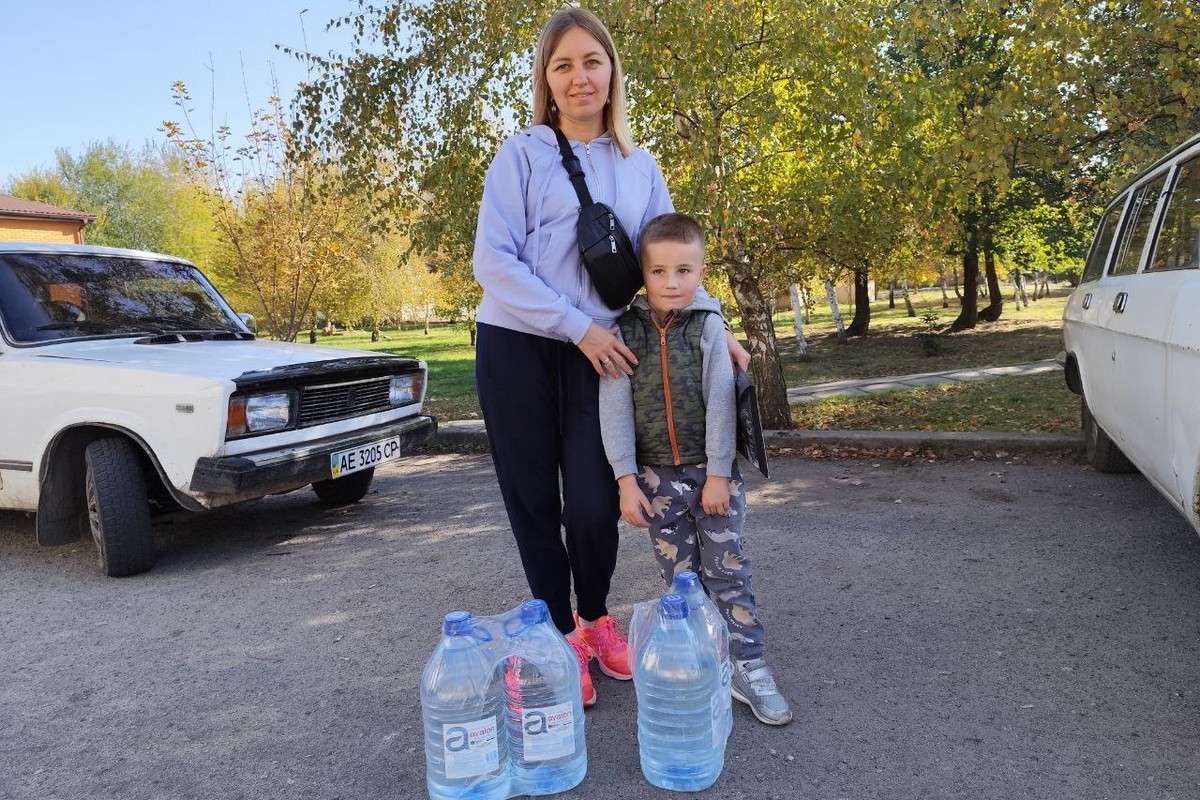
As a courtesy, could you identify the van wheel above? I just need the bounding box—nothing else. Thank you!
[312,468,375,506]
[1081,396,1136,474]
[85,437,156,577]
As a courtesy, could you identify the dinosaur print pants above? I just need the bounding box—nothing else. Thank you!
[635,461,765,660]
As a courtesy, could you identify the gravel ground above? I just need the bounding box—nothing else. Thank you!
[2,453,1199,800]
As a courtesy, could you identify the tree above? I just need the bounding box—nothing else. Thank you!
[296,0,895,428]
[165,84,373,342]
[5,142,218,264]
[885,0,1199,331]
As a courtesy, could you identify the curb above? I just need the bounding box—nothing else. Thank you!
[426,421,1084,457]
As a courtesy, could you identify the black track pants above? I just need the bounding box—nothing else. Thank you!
[475,322,620,635]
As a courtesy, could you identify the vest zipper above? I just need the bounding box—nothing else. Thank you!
[652,311,681,465]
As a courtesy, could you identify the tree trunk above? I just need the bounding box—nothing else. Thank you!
[847,268,872,337]
[949,208,981,332]
[726,257,791,429]
[901,279,916,317]
[940,274,950,308]
[788,283,809,358]
[823,278,848,344]
[978,237,1003,322]
[952,267,963,300]
[888,279,896,309]
[1013,270,1029,308]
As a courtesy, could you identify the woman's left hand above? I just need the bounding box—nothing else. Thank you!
[579,322,638,377]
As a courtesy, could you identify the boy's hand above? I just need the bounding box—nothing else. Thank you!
[701,475,731,516]
[618,475,653,528]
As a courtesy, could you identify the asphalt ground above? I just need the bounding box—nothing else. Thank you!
[3,452,1199,800]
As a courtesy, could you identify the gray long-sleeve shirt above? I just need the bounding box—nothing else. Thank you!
[598,294,737,479]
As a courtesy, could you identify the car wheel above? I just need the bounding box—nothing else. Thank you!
[1081,396,1137,474]
[312,468,375,506]
[85,437,156,577]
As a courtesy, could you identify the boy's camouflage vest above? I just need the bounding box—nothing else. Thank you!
[617,306,713,466]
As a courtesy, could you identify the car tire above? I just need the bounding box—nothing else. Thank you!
[1081,396,1137,474]
[312,468,375,506]
[85,437,156,577]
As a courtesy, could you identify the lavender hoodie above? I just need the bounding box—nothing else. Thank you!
[473,125,674,344]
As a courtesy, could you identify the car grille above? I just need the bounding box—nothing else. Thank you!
[298,377,393,427]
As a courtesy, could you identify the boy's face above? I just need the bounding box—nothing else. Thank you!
[641,238,706,317]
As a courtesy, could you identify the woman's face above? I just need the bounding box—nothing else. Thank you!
[545,26,612,136]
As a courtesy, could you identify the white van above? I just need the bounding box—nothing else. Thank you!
[1061,132,1200,532]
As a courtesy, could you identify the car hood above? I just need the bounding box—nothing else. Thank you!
[24,337,413,380]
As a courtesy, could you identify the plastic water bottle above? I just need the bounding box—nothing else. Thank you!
[503,599,587,796]
[634,594,725,792]
[672,571,733,741]
[421,611,510,800]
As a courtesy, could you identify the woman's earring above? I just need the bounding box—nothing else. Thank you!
[550,99,557,113]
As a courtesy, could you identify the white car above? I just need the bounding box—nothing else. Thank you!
[1060,131,1200,533]
[0,243,436,576]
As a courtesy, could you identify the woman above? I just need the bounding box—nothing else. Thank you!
[472,7,745,707]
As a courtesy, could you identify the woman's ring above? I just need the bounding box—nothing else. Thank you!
[601,357,611,364]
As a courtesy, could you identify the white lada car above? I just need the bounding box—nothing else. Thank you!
[0,243,436,576]
[1060,131,1200,534]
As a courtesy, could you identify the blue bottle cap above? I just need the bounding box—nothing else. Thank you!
[443,610,473,635]
[673,571,700,592]
[519,599,549,624]
[661,593,688,619]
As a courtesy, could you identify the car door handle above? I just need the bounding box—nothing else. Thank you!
[1082,293,1093,310]
[1113,292,1128,313]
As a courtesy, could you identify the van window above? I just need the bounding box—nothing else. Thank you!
[1111,173,1169,276]
[1147,154,1200,272]
[1082,202,1123,283]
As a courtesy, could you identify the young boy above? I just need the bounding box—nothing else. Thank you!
[598,212,792,726]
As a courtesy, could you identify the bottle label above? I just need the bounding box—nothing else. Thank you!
[442,716,500,779]
[521,701,576,762]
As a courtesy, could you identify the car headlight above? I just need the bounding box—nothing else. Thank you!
[227,392,294,437]
[390,373,424,406]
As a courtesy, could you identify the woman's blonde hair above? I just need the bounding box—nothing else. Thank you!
[531,7,634,157]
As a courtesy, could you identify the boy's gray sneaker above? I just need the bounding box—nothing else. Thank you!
[731,658,792,726]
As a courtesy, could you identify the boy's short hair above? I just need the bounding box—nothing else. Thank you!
[640,212,705,259]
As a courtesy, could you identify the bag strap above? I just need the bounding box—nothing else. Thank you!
[552,127,596,207]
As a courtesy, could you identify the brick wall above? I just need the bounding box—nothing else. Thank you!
[0,218,85,244]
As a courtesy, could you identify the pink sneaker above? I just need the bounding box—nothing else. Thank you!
[565,632,597,707]
[575,615,632,680]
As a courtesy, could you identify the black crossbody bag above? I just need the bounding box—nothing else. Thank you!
[552,128,643,309]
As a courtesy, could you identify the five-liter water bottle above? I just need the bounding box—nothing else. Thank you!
[504,599,587,796]
[421,611,510,800]
[634,594,726,792]
[672,571,733,741]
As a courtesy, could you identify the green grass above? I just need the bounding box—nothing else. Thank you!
[793,372,1079,433]
[306,282,1078,432]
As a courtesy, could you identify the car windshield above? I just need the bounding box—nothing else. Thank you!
[0,252,244,344]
